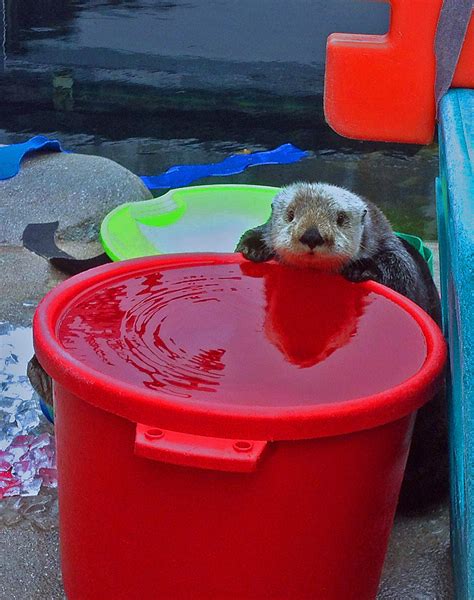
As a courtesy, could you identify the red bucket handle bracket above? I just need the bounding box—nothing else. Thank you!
[324,0,474,144]
[134,424,268,473]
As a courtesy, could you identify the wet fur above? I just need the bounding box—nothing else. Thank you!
[27,354,53,405]
[236,182,448,513]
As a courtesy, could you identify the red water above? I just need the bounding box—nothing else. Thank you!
[57,262,427,407]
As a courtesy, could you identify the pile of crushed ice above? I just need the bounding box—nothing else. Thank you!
[0,323,57,499]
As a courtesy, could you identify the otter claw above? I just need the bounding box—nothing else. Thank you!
[342,260,382,283]
[235,228,273,263]
[237,243,272,263]
[242,246,271,263]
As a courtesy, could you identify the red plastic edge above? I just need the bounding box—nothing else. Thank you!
[33,253,447,442]
[134,423,268,473]
[323,0,474,144]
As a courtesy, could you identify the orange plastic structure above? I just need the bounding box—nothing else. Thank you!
[324,0,474,144]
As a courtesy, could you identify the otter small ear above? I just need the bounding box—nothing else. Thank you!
[361,209,368,222]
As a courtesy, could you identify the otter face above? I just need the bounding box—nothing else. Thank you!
[265,182,368,270]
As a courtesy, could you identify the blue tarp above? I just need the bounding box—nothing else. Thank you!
[140,143,309,189]
[0,135,64,180]
[0,136,308,188]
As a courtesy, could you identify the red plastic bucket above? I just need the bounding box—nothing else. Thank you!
[33,254,446,600]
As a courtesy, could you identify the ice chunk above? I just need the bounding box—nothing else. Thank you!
[0,325,57,498]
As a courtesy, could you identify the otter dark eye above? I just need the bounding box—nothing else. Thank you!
[336,211,347,227]
[286,208,295,222]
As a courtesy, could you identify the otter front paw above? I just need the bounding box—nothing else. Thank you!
[235,227,274,263]
[342,259,382,283]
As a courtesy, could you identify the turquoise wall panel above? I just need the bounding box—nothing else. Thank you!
[437,89,474,600]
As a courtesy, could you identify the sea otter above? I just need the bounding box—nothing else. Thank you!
[236,182,447,513]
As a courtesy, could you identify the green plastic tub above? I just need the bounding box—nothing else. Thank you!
[100,184,433,275]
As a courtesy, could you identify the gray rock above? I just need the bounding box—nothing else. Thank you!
[0,150,152,247]
[0,246,68,326]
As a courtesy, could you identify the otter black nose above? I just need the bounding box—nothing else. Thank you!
[299,228,324,249]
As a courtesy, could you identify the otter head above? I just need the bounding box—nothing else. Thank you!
[264,182,368,270]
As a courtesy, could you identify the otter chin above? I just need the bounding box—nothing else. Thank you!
[276,247,349,271]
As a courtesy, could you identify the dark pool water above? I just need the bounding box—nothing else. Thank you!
[0,0,439,239]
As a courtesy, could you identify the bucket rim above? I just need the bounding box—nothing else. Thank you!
[33,253,446,441]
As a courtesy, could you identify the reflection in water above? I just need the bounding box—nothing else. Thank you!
[2,0,78,55]
[1,0,5,71]
[2,0,387,63]
[58,262,427,407]
[241,263,367,368]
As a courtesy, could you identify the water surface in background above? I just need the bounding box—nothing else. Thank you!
[2,0,388,72]
[0,0,439,239]
[0,113,439,240]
